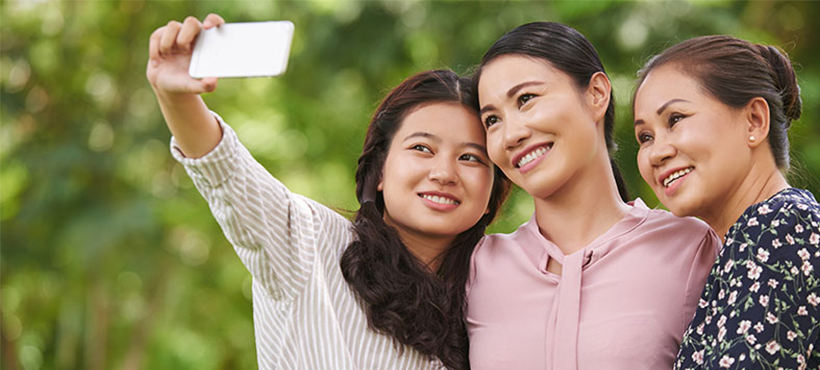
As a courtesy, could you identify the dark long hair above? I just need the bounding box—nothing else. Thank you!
[340,70,511,370]
[472,22,630,201]
[635,35,802,170]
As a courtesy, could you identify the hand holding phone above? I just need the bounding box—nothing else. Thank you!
[189,21,295,79]
[147,14,226,95]
[145,15,297,158]
[147,15,295,98]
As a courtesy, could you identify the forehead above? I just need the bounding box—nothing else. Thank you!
[478,55,572,95]
[635,65,703,110]
[395,102,485,143]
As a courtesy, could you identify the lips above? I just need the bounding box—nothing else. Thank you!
[512,142,553,169]
[659,166,694,188]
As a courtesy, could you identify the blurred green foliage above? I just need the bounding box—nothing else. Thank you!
[2,1,819,369]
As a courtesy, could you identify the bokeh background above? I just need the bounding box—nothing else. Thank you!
[2,1,819,369]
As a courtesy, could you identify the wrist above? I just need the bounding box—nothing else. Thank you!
[154,88,203,111]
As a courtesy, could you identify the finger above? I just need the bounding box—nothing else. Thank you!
[177,17,202,51]
[159,20,182,56]
[148,26,165,63]
[202,13,225,29]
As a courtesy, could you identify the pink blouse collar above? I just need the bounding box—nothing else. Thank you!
[519,198,650,369]
[521,198,651,267]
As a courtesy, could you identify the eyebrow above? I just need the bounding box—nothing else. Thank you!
[479,80,545,115]
[507,81,544,98]
[403,132,440,143]
[403,132,487,153]
[635,98,692,127]
[464,142,487,152]
[656,99,690,115]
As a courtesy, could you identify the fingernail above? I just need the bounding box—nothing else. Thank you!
[203,20,212,28]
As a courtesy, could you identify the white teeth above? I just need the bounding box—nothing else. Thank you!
[517,145,550,168]
[422,194,459,205]
[663,167,694,187]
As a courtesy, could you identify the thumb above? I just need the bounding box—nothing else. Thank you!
[187,77,218,93]
[201,77,218,92]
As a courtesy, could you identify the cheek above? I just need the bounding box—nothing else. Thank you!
[481,170,495,195]
[382,154,418,188]
[461,167,495,206]
[486,132,506,166]
[636,150,654,184]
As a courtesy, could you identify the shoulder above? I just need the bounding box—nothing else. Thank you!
[471,220,544,275]
[623,200,719,258]
[634,200,714,240]
[646,207,712,231]
[729,188,820,241]
[478,221,536,254]
[726,188,820,264]
[770,188,820,221]
[468,224,536,295]
[739,188,819,224]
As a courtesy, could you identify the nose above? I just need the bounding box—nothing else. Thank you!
[647,134,676,167]
[503,114,531,150]
[428,156,458,186]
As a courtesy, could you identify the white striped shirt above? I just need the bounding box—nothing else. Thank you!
[171,115,444,370]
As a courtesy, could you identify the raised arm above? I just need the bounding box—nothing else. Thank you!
[146,15,354,302]
[146,14,225,158]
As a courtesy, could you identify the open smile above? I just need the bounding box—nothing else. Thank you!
[660,166,694,188]
[418,192,460,206]
[513,143,553,171]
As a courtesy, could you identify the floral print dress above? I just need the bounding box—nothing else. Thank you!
[675,188,820,370]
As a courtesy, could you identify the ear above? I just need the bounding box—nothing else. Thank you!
[586,71,611,124]
[745,97,770,148]
[376,163,386,192]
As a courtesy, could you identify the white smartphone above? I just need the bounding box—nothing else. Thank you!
[188,21,294,78]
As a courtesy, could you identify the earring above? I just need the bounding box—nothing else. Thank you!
[750,136,756,141]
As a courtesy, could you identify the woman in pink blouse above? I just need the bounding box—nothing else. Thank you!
[465,22,721,370]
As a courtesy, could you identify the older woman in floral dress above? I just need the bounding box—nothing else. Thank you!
[633,35,820,369]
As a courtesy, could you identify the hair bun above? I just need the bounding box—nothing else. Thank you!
[755,44,802,125]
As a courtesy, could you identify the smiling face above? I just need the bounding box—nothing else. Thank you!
[477,55,606,200]
[378,102,495,243]
[633,65,753,218]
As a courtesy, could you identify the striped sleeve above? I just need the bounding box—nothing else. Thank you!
[170,113,348,301]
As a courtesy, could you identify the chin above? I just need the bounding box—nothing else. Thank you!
[519,175,565,200]
[660,195,701,219]
[665,205,691,218]
[418,221,469,238]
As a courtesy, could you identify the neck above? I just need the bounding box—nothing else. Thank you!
[533,157,630,255]
[388,223,453,272]
[701,163,789,241]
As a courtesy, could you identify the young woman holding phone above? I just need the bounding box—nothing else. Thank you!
[633,35,820,370]
[465,22,720,370]
[147,14,509,370]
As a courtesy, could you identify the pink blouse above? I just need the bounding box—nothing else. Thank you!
[466,199,720,370]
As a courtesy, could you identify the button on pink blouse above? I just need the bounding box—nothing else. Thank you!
[466,199,720,370]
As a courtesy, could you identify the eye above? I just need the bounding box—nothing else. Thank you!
[668,113,687,126]
[459,153,486,164]
[517,93,536,108]
[636,131,654,145]
[412,144,432,153]
[484,115,500,128]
